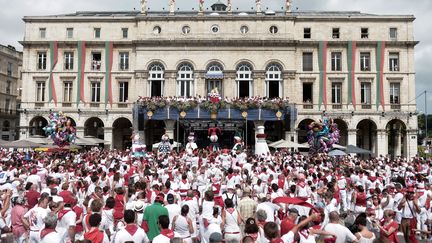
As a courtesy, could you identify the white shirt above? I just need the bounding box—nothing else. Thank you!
[55,208,76,243]
[256,202,280,222]
[151,231,179,243]
[113,226,149,243]
[165,203,181,228]
[40,231,62,243]
[323,223,357,243]
[24,206,50,231]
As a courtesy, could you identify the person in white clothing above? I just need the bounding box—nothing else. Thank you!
[323,211,358,243]
[54,196,77,243]
[113,210,149,243]
[165,193,181,228]
[40,213,62,243]
[172,205,194,243]
[222,198,242,243]
[23,193,50,243]
[152,214,180,243]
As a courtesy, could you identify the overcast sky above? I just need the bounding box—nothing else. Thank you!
[0,0,430,112]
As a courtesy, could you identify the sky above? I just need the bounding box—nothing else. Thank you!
[0,0,430,112]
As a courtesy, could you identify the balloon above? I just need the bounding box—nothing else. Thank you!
[43,112,76,147]
[307,117,340,155]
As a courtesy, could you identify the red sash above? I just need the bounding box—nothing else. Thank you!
[160,229,175,239]
[125,224,138,236]
[57,209,71,220]
[84,228,104,243]
[40,228,56,240]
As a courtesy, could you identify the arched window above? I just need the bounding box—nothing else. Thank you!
[148,63,165,97]
[206,63,224,96]
[177,63,194,97]
[236,63,253,98]
[266,63,283,98]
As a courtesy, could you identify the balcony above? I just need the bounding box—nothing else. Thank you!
[332,104,342,109]
[361,104,372,109]
[62,102,72,107]
[90,103,100,108]
[390,104,401,110]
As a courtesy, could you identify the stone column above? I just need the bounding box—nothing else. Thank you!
[104,127,113,149]
[164,71,177,97]
[394,131,401,157]
[347,129,357,147]
[253,71,265,97]
[284,131,297,143]
[376,129,388,157]
[76,126,85,138]
[406,130,417,158]
[164,120,176,140]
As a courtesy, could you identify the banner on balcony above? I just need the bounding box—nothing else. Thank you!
[347,41,357,109]
[76,41,86,106]
[48,41,58,106]
[376,41,386,110]
[105,42,113,107]
[318,41,328,110]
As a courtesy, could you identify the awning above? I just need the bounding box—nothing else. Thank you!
[205,71,224,79]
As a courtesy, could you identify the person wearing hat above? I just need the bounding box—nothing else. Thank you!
[165,193,181,228]
[185,132,198,155]
[398,186,421,243]
[231,131,243,155]
[142,193,169,241]
[222,184,238,207]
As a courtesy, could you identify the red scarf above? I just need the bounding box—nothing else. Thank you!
[184,197,193,201]
[57,209,71,220]
[125,224,138,236]
[160,229,175,239]
[278,178,285,190]
[40,228,56,239]
[84,228,104,243]
[270,238,284,243]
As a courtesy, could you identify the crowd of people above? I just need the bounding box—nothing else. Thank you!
[0,145,431,243]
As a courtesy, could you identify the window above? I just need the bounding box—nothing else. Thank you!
[177,64,194,97]
[361,28,369,39]
[270,26,278,34]
[332,28,340,39]
[332,83,342,104]
[119,52,129,70]
[360,82,371,104]
[119,82,129,102]
[63,82,73,102]
[66,28,74,38]
[211,25,219,33]
[236,64,253,98]
[4,99,9,112]
[389,28,397,39]
[91,82,101,102]
[390,83,400,104]
[182,26,191,34]
[331,52,342,71]
[122,28,128,38]
[303,83,313,104]
[153,26,161,34]
[91,52,102,71]
[240,25,249,34]
[304,28,311,39]
[37,52,47,70]
[36,82,45,102]
[149,64,164,97]
[302,52,313,71]
[389,52,399,71]
[266,64,282,98]
[360,52,370,71]
[6,80,11,94]
[64,52,74,70]
[94,28,101,38]
[39,28,46,39]
[7,62,12,76]
[2,121,10,132]
[206,64,223,96]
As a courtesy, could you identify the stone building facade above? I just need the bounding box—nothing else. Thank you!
[0,44,21,141]
[20,2,418,157]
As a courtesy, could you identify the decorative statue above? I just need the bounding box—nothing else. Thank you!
[208,87,221,103]
[256,0,262,13]
[131,131,146,157]
[232,130,243,154]
[140,0,147,14]
[307,117,340,154]
[227,0,232,12]
[286,0,292,12]
[185,132,198,154]
[199,0,204,12]
[208,125,221,152]
[169,0,176,14]
[158,133,172,155]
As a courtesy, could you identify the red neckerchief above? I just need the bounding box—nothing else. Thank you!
[57,209,71,220]
[248,233,259,240]
[368,176,377,182]
[125,224,138,236]
[160,229,175,239]
[226,208,235,214]
[184,197,193,201]
[299,229,310,239]
[278,178,285,190]
[227,174,234,180]
[298,181,306,188]
[40,228,56,239]
[270,238,284,243]
[181,179,188,184]
[84,228,104,243]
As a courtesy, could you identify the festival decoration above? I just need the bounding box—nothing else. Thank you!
[208,125,221,152]
[307,117,340,154]
[131,131,146,157]
[232,130,243,154]
[158,134,172,155]
[43,112,76,147]
[185,132,197,154]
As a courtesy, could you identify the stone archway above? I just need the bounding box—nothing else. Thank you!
[297,119,315,144]
[386,119,407,158]
[112,118,133,150]
[356,119,378,154]
[333,119,348,146]
[29,116,48,136]
[84,117,104,139]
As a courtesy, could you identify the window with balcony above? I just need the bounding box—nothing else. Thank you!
[177,63,194,97]
[332,83,342,108]
[389,53,399,71]
[265,64,282,98]
[4,99,9,113]
[63,82,73,103]
[302,52,313,71]
[332,28,340,39]
[39,28,46,39]
[331,52,342,71]
[360,52,370,71]
[66,28,74,38]
[119,81,129,103]
[149,63,164,97]
[303,83,313,109]
[64,52,74,70]
[6,80,11,94]
[304,28,311,39]
[360,82,371,109]
[236,64,253,98]
[122,28,128,38]
[206,63,223,96]
[37,52,47,70]
[91,52,102,71]
[361,28,369,39]
[390,83,400,105]
[119,52,129,70]
[91,82,101,102]
[36,82,45,102]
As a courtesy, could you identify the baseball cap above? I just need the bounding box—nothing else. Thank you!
[209,232,223,243]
